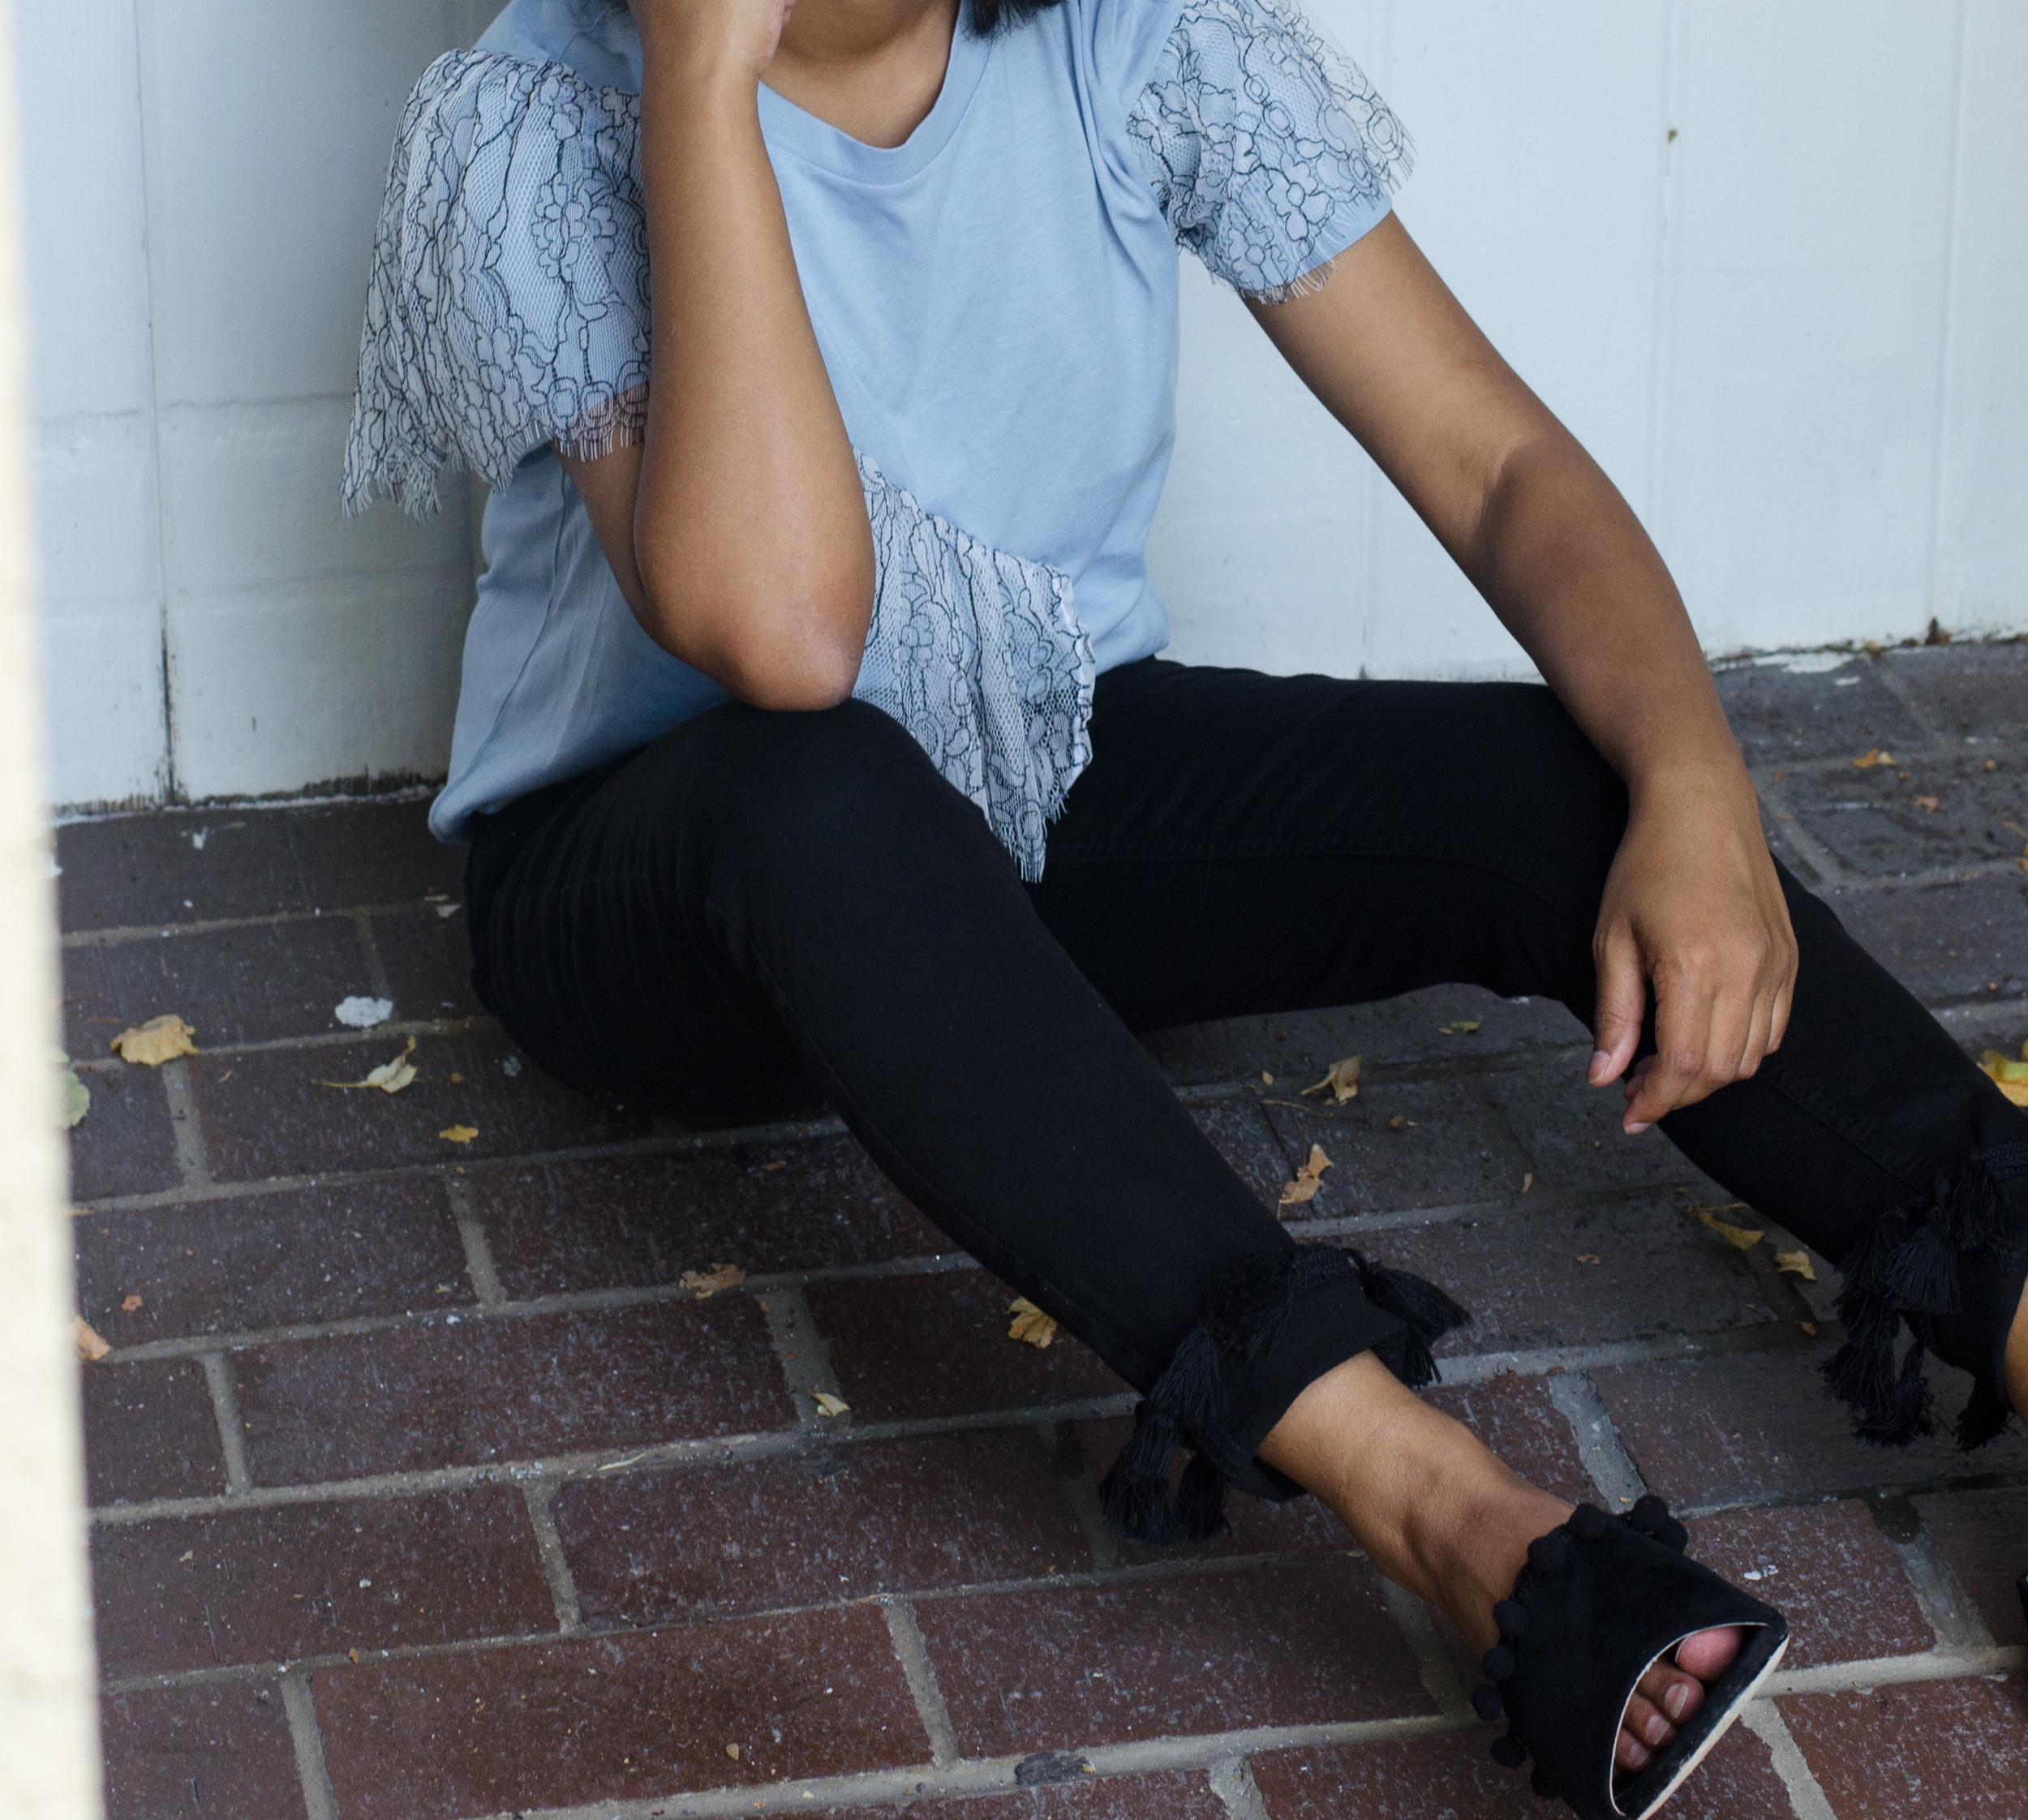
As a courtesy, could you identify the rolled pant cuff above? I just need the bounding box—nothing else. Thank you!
[1099,1243,1472,1545]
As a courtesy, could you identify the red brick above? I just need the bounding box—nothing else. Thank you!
[826,1772,1227,1818]
[1140,989,1580,1088]
[1187,1096,1295,1211]
[1685,1499,1932,1668]
[1076,1414,1351,1564]
[1830,874,2028,1007]
[74,1178,471,1342]
[1423,1374,1593,1507]
[1263,1080,1531,1217]
[91,1485,555,1678]
[101,1680,306,1820]
[83,1359,226,1506]
[368,904,487,1023]
[560,1427,1091,1625]
[475,1138,947,1295]
[312,1606,926,1818]
[57,800,461,933]
[1367,1197,1779,1358]
[62,916,372,1053]
[67,1062,182,1201]
[808,1272,1124,1423]
[1481,1063,1723,1196]
[915,1560,1430,1755]
[1713,659,1929,766]
[1915,1487,2028,1646]
[1590,1348,2028,1507]
[234,1298,795,1483]
[186,1030,650,1183]
[1780,1675,2028,1818]
[1253,1715,1794,1819]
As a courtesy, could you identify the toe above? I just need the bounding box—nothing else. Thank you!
[1615,1724,1654,1774]
[1622,1691,1676,1751]
[1637,1659,1700,1728]
[1675,1624,1747,1682]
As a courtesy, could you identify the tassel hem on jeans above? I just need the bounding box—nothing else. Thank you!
[1824,1142,2028,1450]
[1098,1244,1472,1546]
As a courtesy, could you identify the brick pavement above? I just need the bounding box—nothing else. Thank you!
[68,642,2028,1819]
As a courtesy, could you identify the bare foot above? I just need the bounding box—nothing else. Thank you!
[2008,1276,2028,1424]
[1258,1354,1754,1778]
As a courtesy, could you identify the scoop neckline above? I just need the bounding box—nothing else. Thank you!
[758,17,992,184]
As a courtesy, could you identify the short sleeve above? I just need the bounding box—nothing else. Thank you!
[1126,0,1411,302]
[343,49,651,517]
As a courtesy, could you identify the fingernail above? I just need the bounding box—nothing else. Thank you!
[1665,1684,1692,1721]
[1626,1121,1652,1135]
[1589,1050,1612,1081]
[1645,1713,1672,1745]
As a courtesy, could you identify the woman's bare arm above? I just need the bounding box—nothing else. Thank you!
[1251,215,1797,1131]
[565,0,874,710]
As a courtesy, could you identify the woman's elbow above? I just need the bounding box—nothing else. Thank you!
[635,564,869,710]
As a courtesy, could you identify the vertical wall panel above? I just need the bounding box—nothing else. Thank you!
[1652,1,1961,655]
[1931,0,2028,634]
[17,0,167,807]
[135,0,477,797]
[1362,0,1669,680]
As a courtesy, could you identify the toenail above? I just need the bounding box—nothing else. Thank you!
[1665,1685,1691,1721]
[1625,1739,1651,1769]
[1644,1713,1671,1745]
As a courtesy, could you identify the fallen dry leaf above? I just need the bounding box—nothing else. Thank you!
[679,1263,745,1299]
[1521,1172,1534,1194]
[58,1055,89,1129]
[1699,1208,1765,1249]
[1261,1070,1274,1087]
[1799,1320,1819,1337]
[725,1744,742,1762]
[1913,795,1939,813]
[1575,1253,1600,1264]
[1387,1114,1406,1131]
[1301,1056,1360,1104]
[1774,1249,1817,1281]
[1979,1048,2028,1106]
[1438,1021,1482,1036]
[438,1124,479,1144]
[810,1390,850,1418]
[1008,1297,1059,1348]
[111,1014,197,1067]
[72,1316,110,1363]
[121,1294,144,1313]
[177,1550,194,1564]
[1850,748,1893,769]
[315,1036,418,1095]
[1278,1144,1334,1208]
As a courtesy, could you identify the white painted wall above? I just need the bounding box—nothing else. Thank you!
[19,0,2027,810]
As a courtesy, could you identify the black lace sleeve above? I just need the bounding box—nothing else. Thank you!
[1127,0,1412,303]
[342,49,651,517]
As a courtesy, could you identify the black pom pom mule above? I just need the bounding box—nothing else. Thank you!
[1469,1496,1789,1820]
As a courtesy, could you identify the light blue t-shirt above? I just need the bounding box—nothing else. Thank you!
[391,0,1408,839]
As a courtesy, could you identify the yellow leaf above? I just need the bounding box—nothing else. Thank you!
[315,1036,418,1094]
[1008,1297,1059,1348]
[725,1744,742,1762]
[1438,1021,1483,1036]
[1300,1056,1361,1104]
[1699,1208,1765,1249]
[72,1316,110,1363]
[1261,1071,1274,1086]
[810,1391,850,1418]
[438,1124,479,1144]
[1850,748,1893,769]
[679,1263,746,1299]
[1278,1144,1334,1208]
[1979,1050,2028,1084]
[1994,1079,2028,1108]
[110,1014,197,1067]
[1774,1249,1817,1281]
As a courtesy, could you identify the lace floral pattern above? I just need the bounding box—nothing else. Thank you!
[343,49,1091,877]
[1128,0,1412,303]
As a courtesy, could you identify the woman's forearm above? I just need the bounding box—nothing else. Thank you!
[1461,431,1747,809]
[630,32,873,707]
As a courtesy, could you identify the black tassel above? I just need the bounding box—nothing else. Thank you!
[1175,1454,1231,1543]
[1352,1255,1472,1389]
[1855,1341,1936,1446]
[1888,1224,1962,1316]
[1099,1406,1186,1545]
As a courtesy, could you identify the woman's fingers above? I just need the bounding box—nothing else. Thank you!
[1590,923,1647,1087]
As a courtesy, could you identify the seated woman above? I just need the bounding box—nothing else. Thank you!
[346,0,2028,1810]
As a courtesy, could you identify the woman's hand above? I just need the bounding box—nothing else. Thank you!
[629,0,796,89]
[1588,772,1798,1131]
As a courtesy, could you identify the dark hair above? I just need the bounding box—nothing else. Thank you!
[967,0,1067,35]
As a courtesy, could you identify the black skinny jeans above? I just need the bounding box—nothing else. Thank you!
[467,659,2028,1530]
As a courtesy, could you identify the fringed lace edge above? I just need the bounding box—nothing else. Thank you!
[1244,256,1337,307]
[552,385,652,465]
[1098,1245,1471,1545]
[1824,1147,2028,1451]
